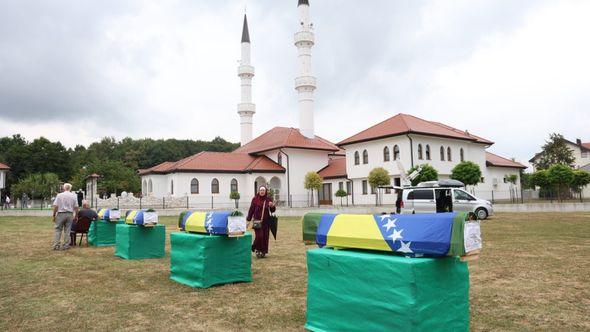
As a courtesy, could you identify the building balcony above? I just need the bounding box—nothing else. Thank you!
[294,31,315,46]
[295,76,317,89]
[237,65,255,76]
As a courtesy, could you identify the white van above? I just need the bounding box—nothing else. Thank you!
[393,181,493,219]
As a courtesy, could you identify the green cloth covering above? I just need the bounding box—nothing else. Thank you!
[170,232,252,288]
[449,212,468,256]
[302,213,323,243]
[305,248,470,332]
[88,220,124,247]
[115,224,166,260]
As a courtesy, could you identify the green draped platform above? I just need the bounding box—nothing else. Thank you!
[88,220,124,247]
[115,224,166,260]
[170,232,252,288]
[305,248,470,332]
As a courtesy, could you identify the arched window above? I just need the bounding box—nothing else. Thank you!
[425,145,431,160]
[440,146,445,161]
[277,153,282,166]
[383,147,390,162]
[190,178,199,194]
[447,147,452,161]
[230,178,238,193]
[362,150,369,164]
[354,151,360,165]
[142,180,147,195]
[417,144,423,160]
[393,145,400,160]
[460,148,465,162]
[148,180,153,194]
[211,178,219,194]
[170,180,174,195]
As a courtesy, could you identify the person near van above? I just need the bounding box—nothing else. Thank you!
[247,186,276,258]
[52,183,79,250]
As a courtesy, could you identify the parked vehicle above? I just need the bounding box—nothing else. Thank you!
[387,180,493,219]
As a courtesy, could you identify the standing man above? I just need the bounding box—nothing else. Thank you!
[76,189,84,207]
[52,183,79,250]
[4,195,10,209]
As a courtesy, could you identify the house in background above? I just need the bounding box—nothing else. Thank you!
[529,138,590,198]
[0,162,9,190]
[319,113,526,205]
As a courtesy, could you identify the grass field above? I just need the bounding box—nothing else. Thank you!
[0,212,589,331]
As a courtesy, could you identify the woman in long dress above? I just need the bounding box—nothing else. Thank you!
[247,186,276,258]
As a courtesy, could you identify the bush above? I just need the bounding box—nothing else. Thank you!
[407,164,438,186]
[451,161,482,187]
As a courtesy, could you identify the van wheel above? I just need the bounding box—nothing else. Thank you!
[475,208,488,220]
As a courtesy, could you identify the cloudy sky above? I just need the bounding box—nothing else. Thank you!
[0,0,588,165]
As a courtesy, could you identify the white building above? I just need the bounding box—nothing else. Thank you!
[140,1,526,207]
[0,162,8,190]
[529,138,590,198]
[318,113,526,204]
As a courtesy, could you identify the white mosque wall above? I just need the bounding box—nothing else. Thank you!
[0,170,6,189]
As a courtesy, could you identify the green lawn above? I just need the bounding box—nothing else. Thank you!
[0,213,589,331]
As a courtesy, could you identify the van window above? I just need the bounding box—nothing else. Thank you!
[407,189,434,200]
[454,189,475,201]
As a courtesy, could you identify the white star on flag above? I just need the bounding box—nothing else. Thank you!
[397,240,413,254]
[388,229,403,242]
[382,218,397,232]
[379,215,391,222]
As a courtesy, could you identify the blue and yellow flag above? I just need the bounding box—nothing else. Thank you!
[182,211,232,235]
[316,213,458,257]
[97,208,110,220]
[125,210,145,225]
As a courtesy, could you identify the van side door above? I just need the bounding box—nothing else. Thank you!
[409,189,436,213]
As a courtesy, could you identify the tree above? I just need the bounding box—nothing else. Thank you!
[570,170,590,202]
[451,161,482,187]
[407,164,438,186]
[11,173,61,201]
[531,170,550,188]
[368,167,391,205]
[304,172,323,207]
[230,191,241,208]
[547,164,574,202]
[535,133,575,170]
[521,172,535,190]
[505,174,518,185]
[335,189,347,207]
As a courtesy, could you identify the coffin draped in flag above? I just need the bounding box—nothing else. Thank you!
[313,212,479,257]
[180,211,233,235]
[97,208,110,220]
[125,210,145,225]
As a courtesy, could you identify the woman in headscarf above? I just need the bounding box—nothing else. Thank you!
[247,186,276,258]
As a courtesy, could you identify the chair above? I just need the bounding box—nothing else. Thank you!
[71,216,93,246]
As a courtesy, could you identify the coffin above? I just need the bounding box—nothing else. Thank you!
[311,212,481,257]
[97,208,110,220]
[124,209,158,226]
[179,211,234,235]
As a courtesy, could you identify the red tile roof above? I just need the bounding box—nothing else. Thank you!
[317,156,347,179]
[485,152,527,169]
[338,113,494,146]
[139,152,284,175]
[234,127,339,154]
[0,162,9,170]
[582,142,590,150]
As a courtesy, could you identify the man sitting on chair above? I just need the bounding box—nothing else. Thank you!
[70,200,98,246]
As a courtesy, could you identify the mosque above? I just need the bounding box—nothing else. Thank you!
[139,0,525,207]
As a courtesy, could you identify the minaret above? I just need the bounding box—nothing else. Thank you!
[295,0,316,138]
[237,14,255,145]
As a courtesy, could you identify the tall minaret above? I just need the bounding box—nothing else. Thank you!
[295,0,316,138]
[237,14,255,145]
